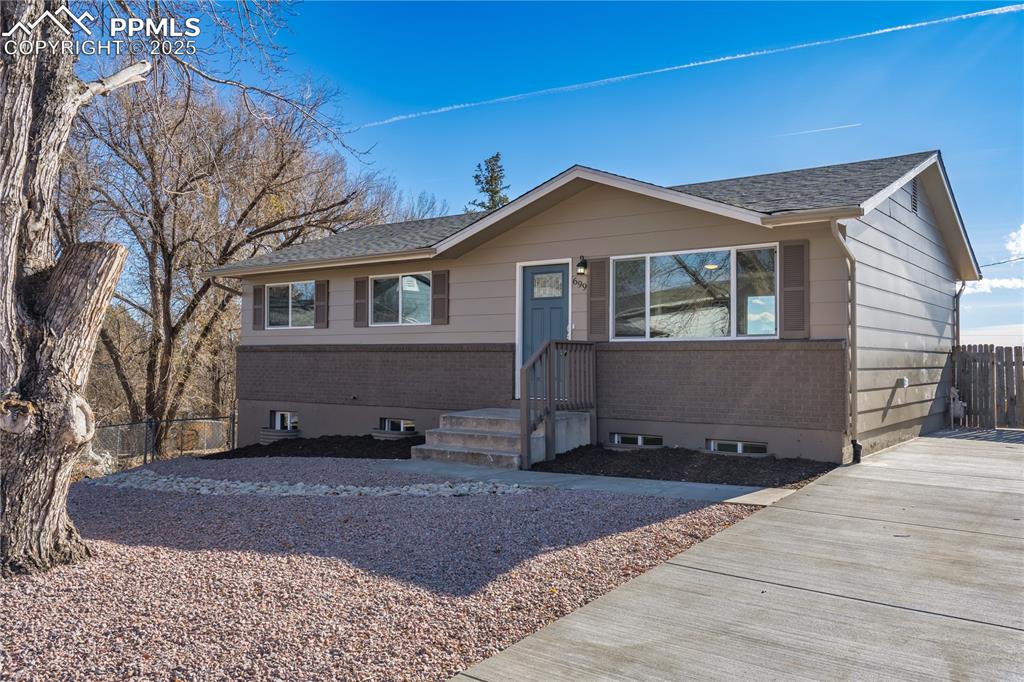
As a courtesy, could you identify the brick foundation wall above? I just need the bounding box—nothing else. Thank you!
[596,340,847,432]
[237,344,515,410]
[238,340,847,436]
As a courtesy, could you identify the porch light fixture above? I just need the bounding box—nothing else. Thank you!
[576,256,588,275]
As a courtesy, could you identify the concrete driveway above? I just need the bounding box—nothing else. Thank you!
[458,431,1024,681]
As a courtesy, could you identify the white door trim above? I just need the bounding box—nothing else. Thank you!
[515,258,573,399]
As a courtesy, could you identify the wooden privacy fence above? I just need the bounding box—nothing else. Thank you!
[955,345,1024,428]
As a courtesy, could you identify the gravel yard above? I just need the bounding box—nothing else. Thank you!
[2,457,754,681]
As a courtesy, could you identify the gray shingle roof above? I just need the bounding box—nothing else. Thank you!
[210,151,936,275]
[670,151,935,215]
[210,212,485,274]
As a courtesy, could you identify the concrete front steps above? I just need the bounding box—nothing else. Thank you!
[411,408,591,469]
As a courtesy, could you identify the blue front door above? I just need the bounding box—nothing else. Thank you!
[522,264,569,364]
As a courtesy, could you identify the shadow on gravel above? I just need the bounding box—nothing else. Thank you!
[69,484,709,597]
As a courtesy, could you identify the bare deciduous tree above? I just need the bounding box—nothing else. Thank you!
[64,77,395,454]
[0,0,327,576]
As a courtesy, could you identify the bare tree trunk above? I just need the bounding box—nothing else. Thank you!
[2,245,126,574]
[0,0,148,576]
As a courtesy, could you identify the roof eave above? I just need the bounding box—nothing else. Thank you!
[760,206,865,227]
[859,153,939,215]
[202,247,438,279]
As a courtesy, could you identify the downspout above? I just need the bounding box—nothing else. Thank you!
[830,219,860,463]
[951,281,966,430]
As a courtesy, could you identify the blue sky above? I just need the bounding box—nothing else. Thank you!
[274,1,1022,340]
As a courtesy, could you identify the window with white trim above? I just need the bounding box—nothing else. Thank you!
[612,245,777,340]
[380,417,416,433]
[266,281,315,329]
[371,273,431,325]
[271,411,299,431]
[611,433,663,447]
[707,439,768,454]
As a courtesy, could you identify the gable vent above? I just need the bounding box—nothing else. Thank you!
[910,178,919,213]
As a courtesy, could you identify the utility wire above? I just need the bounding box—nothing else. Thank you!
[980,256,1024,267]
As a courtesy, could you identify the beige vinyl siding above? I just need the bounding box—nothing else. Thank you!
[848,181,957,452]
[240,184,846,346]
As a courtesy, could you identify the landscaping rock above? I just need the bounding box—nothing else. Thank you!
[71,445,116,481]
[89,469,527,498]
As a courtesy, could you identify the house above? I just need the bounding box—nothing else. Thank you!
[208,151,980,466]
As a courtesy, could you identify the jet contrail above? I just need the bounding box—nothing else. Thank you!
[775,123,863,137]
[360,4,1023,129]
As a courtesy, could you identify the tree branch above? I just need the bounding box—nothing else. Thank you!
[79,62,152,104]
[209,278,242,297]
[99,329,143,422]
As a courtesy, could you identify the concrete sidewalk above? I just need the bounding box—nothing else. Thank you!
[457,431,1024,681]
[376,458,794,505]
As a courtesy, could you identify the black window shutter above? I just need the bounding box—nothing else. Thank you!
[314,280,329,329]
[353,277,368,327]
[779,240,810,339]
[588,257,609,342]
[431,270,449,325]
[252,284,265,330]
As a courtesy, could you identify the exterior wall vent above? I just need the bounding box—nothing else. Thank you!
[910,178,919,214]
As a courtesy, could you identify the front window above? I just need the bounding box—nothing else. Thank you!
[612,245,777,340]
[372,273,431,325]
[267,281,315,328]
[737,247,777,336]
[649,250,731,338]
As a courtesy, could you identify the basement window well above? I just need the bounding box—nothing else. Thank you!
[610,433,664,447]
[706,439,768,455]
[380,417,416,433]
[271,411,299,431]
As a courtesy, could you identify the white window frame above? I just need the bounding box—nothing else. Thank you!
[271,410,299,431]
[265,281,316,329]
[380,417,417,433]
[369,272,432,327]
[611,433,664,447]
[707,439,768,454]
[609,242,780,342]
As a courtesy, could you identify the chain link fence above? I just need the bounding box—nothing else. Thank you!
[93,415,236,469]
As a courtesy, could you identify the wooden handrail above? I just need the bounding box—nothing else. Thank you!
[519,339,597,469]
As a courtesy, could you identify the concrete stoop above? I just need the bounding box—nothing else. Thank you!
[411,408,591,469]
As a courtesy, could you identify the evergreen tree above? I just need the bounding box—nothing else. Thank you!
[466,152,511,211]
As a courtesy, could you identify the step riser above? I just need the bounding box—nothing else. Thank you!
[440,414,520,434]
[411,445,520,469]
[427,429,522,452]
